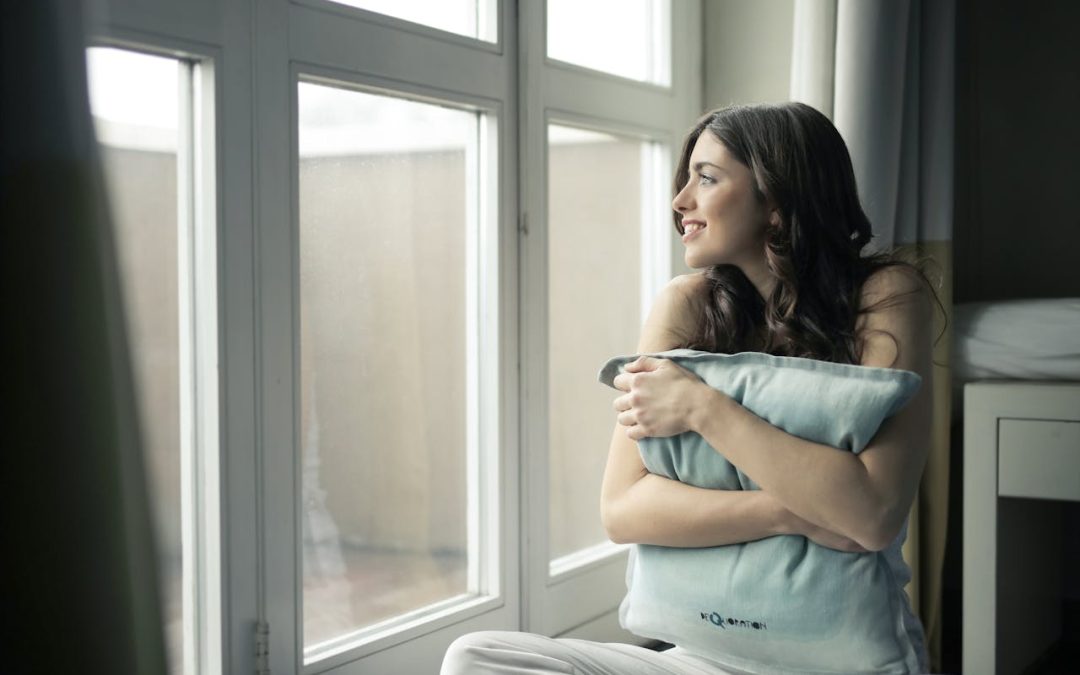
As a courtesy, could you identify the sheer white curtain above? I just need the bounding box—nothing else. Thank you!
[0,2,166,673]
[789,1,955,671]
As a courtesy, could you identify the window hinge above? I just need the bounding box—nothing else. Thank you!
[519,211,529,236]
[255,621,270,675]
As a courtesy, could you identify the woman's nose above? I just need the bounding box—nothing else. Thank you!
[672,183,692,212]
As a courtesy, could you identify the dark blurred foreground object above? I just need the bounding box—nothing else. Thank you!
[1,2,167,674]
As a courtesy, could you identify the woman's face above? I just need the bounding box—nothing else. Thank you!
[672,131,773,270]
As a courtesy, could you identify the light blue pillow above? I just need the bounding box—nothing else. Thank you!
[598,349,923,675]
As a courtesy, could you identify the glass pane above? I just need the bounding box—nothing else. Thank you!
[87,47,184,675]
[547,0,670,84]
[326,0,496,42]
[548,125,648,565]
[299,82,477,653]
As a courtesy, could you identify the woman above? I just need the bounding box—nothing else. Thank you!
[442,102,940,674]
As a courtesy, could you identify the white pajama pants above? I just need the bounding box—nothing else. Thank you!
[440,631,750,675]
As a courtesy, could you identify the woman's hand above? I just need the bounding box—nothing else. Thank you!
[784,509,870,553]
[611,356,716,441]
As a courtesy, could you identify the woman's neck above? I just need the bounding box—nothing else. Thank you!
[739,257,776,302]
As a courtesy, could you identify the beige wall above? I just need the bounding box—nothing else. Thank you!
[299,150,469,554]
[547,140,645,559]
[702,0,795,110]
[101,147,181,560]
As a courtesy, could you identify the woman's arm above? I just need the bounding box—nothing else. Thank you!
[601,454,787,546]
[616,266,934,552]
[600,274,865,551]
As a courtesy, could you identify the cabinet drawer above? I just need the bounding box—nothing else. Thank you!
[998,419,1080,501]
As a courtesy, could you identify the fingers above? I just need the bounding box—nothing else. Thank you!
[613,368,651,392]
[612,358,663,441]
[612,372,631,392]
[623,356,661,373]
[613,396,645,435]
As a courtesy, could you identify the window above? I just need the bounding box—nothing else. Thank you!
[547,0,671,85]
[87,1,699,672]
[320,0,497,41]
[297,82,499,663]
[546,124,663,571]
[520,0,687,638]
[86,45,220,675]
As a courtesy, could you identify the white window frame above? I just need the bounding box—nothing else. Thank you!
[518,0,701,639]
[85,0,700,672]
[259,2,522,672]
[84,31,225,675]
[287,66,509,672]
[86,6,257,672]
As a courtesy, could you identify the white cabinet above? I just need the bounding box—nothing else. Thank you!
[963,382,1080,675]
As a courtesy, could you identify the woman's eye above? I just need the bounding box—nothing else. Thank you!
[698,173,715,185]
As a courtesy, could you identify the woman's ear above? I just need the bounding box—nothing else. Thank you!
[767,205,782,228]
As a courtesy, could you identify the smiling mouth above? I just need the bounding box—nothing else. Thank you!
[682,222,706,241]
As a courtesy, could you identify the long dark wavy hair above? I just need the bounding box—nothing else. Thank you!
[672,102,944,365]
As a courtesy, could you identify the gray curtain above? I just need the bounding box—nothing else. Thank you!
[790,1,955,672]
[0,2,167,673]
[791,0,954,250]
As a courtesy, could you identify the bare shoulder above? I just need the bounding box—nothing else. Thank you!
[638,274,709,352]
[859,265,929,309]
[856,265,933,370]
[656,273,710,312]
[667,271,710,296]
